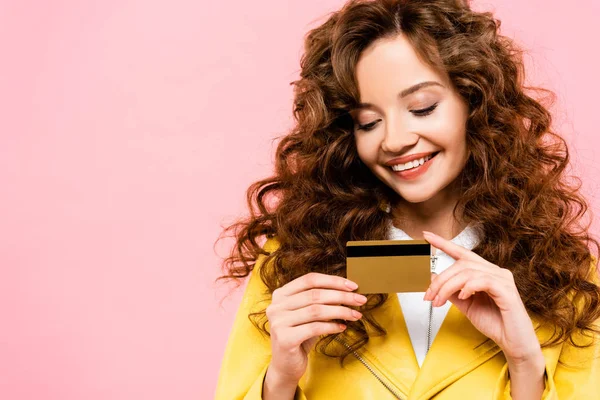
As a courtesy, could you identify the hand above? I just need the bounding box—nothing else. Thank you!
[422,231,542,363]
[265,272,367,384]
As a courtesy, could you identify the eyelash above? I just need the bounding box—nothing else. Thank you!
[356,102,439,132]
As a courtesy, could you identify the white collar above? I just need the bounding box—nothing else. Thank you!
[387,220,482,257]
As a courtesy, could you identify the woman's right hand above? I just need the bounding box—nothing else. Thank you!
[264,272,368,385]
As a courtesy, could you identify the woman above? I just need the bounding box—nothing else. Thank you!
[214,0,600,398]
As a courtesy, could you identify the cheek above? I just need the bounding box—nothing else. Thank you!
[354,136,377,164]
[445,135,469,172]
[431,99,468,142]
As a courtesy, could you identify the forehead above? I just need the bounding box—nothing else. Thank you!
[354,34,447,102]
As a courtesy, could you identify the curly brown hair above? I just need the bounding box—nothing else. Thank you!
[215,0,600,366]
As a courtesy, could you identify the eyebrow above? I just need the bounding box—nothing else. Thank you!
[354,81,444,110]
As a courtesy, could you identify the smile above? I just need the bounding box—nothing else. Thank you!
[389,151,439,180]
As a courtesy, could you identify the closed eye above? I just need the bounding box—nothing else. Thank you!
[412,102,439,117]
[357,120,380,131]
[355,102,439,132]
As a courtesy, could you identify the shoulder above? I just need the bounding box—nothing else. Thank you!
[244,237,281,296]
[587,255,599,284]
[264,236,281,253]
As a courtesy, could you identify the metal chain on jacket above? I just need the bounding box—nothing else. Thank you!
[426,255,439,354]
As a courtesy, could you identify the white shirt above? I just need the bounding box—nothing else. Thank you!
[387,220,482,368]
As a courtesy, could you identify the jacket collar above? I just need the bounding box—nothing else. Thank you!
[361,293,503,399]
[361,281,557,400]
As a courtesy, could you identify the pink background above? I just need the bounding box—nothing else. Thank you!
[1,1,599,399]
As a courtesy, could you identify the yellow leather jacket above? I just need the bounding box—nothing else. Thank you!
[215,238,600,399]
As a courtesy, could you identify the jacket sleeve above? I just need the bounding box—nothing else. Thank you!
[499,257,600,399]
[214,238,308,400]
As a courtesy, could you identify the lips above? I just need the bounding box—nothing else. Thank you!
[388,151,439,171]
[389,150,439,180]
[385,151,439,166]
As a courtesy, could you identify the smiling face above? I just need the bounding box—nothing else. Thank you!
[352,33,470,211]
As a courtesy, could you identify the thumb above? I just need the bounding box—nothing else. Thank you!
[301,336,320,354]
[447,290,472,314]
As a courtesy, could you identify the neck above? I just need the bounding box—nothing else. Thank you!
[389,183,468,243]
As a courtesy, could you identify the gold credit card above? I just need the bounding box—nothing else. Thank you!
[346,239,432,294]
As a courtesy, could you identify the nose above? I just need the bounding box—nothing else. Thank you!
[381,118,419,153]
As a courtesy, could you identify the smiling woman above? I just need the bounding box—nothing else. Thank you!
[214,0,600,399]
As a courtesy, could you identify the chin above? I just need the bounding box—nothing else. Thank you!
[383,182,434,203]
[395,190,436,204]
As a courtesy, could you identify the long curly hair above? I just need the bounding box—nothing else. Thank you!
[215,0,600,366]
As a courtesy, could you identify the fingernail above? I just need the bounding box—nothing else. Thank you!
[345,280,358,290]
[433,294,440,306]
[352,310,362,319]
[355,294,367,303]
[424,287,431,300]
[423,231,435,237]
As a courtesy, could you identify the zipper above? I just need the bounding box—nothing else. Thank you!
[427,254,438,353]
[330,254,439,399]
[431,254,438,274]
[333,336,405,399]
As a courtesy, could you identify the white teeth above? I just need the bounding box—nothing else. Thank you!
[390,153,435,172]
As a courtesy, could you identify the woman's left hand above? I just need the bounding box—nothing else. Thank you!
[422,230,542,364]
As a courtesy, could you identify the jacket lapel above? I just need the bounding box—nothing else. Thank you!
[359,293,503,400]
[353,292,420,397]
[408,303,502,399]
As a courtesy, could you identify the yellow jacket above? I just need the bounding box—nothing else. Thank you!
[215,238,600,399]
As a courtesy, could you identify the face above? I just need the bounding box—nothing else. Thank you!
[352,33,469,208]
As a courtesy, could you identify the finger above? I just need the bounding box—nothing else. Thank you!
[423,231,485,264]
[301,336,321,354]
[281,304,362,327]
[445,286,474,314]
[283,288,367,311]
[431,267,483,307]
[279,322,347,350]
[277,272,358,297]
[458,275,515,311]
[423,260,506,301]
[425,259,473,301]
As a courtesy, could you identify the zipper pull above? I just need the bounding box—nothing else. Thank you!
[431,255,438,273]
